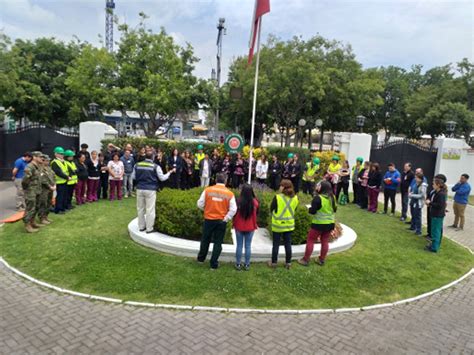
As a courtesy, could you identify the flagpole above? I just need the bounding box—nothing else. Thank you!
[247,17,263,184]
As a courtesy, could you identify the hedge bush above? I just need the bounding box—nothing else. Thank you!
[102,138,346,178]
[154,187,314,245]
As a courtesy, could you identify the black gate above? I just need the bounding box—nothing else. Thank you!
[370,139,438,183]
[0,125,79,180]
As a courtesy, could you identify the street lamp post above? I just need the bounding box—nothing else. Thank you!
[356,115,366,133]
[298,119,306,148]
[88,102,99,119]
[315,118,323,151]
[446,120,457,138]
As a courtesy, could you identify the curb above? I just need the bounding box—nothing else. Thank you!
[1,256,472,315]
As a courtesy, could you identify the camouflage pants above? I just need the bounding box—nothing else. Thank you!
[38,191,53,219]
[23,191,41,224]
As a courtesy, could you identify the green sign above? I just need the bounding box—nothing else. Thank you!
[224,133,244,154]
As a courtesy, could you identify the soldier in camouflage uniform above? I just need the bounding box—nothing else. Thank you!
[37,154,56,225]
[22,151,44,233]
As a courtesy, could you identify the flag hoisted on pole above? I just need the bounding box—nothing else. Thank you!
[247,0,270,184]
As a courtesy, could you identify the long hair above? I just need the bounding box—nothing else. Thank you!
[280,179,295,197]
[238,184,256,220]
[316,180,337,212]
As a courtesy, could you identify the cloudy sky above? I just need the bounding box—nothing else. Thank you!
[1,0,472,80]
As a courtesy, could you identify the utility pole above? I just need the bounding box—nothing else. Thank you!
[214,18,226,141]
[105,0,115,52]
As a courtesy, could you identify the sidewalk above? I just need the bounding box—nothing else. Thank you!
[378,193,473,251]
[0,181,16,221]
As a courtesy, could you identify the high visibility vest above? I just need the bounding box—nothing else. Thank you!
[51,159,68,185]
[328,163,341,174]
[351,165,363,180]
[66,161,78,185]
[194,152,205,170]
[312,195,335,225]
[271,194,299,233]
[302,162,319,182]
[203,184,234,220]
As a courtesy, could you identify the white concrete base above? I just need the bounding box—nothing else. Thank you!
[128,218,357,262]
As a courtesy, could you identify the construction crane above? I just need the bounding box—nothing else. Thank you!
[105,0,115,52]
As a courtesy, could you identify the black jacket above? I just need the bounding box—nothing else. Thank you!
[86,159,101,178]
[429,188,447,218]
[368,171,382,188]
[309,194,336,232]
[269,161,282,176]
[76,161,89,181]
[401,170,415,193]
[167,155,183,173]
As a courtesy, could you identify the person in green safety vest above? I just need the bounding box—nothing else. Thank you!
[50,146,70,214]
[302,157,320,195]
[298,180,337,267]
[268,179,299,269]
[64,150,77,210]
[351,157,364,204]
[194,144,205,187]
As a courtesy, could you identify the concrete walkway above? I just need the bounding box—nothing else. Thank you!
[0,183,472,353]
[0,181,16,221]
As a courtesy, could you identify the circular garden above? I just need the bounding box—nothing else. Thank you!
[0,190,472,310]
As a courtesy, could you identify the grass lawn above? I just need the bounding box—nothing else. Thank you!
[0,197,472,310]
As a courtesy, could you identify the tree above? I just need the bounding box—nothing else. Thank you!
[67,13,205,137]
[1,36,81,126]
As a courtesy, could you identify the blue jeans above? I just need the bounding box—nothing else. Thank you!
[410,204,422,234]
[235,230,254,266]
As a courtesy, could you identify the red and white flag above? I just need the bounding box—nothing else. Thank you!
[248,0,270,65]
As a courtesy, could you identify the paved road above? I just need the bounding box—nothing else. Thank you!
[0,185,473,354]
[0,181,16,221]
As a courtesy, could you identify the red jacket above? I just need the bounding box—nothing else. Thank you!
[233,198,259,232]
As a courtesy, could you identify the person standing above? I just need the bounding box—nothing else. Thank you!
[74,153,88,205]
[381,163,401,216]
[86,150,100,202]
[367,162,382,213]
[210,148,222,185]
[194,145,206,187]
[108,152,124,201]
[408,173,427,236]
[425,177,447,253]
[181,151,194,190]
[269,154,282,191]
[256,154,269,186]
[196,173,237,270]
[233,184,259,271]
[268,179,299,269]
[50,147,69,214]
[98,153,109,199]
[298,180,337,267]
[64,150,78,210]
[302,157,320,195]
[290,154,302,193]
[336,160,350,204]
[132,153,174,233]
[220,153,232,186]
[282,153,294,182]
[450,174,471,231]
[232,153,245,188]
[357,161,370,209]
[351,157,364,204]
[400,163,414,221]
[326,155,342,193]
[37,154,56,225]
[21,152,43,233]
[121,150,135,197]
[426,174,447,240]
[11,152,33,211]
[168,148,183,189]
[199,153,213,188]
[79,143,90,160]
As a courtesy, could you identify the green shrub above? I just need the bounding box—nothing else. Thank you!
[154,187,314,245]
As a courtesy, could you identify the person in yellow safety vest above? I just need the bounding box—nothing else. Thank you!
[194,144,205,187]
[50,146,70,214]
[351,157,364,204]
[302,157,320,195]
[326,155,341,192]
[268,179,299,269]
[298,180,337,267]
[64,150,77,210]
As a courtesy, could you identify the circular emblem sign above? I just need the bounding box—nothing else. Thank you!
[224,133,244,154]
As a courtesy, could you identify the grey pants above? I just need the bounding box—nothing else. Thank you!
[136,189,156,232]
[14,179,25,210]
[123,174,133,196]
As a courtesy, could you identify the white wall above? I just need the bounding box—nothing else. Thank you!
[79,121,118,153]
[434,138,474,195]
[339,133,372,192]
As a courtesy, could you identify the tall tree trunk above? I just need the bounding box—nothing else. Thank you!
[285,127,291,147]
[308,128,312,150]
[319,128,324,151]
